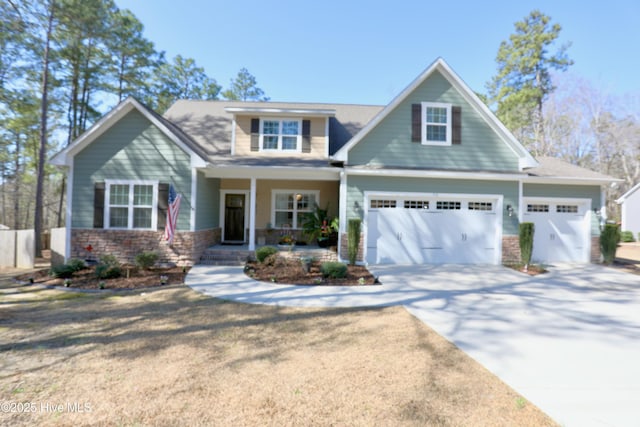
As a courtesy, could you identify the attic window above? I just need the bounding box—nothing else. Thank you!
[261,119,301,152]
[422,102,451,145]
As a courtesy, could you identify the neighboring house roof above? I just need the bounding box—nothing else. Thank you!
[50,97,208,167]
[163,100,383,160]
[332,57,539,170]
[526,157,622,184]
[616,182,640,203]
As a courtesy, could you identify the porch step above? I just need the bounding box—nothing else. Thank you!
[199,249,254,266]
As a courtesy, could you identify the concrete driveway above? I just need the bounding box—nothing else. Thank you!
[187,263,640,426]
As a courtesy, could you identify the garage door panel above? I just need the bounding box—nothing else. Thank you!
[366,195,500,265]
[524,200,589,264]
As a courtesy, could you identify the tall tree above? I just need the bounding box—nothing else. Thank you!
[222,67,269,101]
[146,55,221,113]
[487,10,573,154]
[107,8,161,102]
[34,0,55,257]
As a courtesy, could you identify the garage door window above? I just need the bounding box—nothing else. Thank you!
[527,204,549,212]
[371,199,397,209]
[556,205,578,213]
[404,200,429,209]
[436,201,461,210]
[468,202,493,211]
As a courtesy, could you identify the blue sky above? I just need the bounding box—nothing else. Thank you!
[115,0,639,106]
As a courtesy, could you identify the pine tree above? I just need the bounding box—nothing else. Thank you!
[222,68,269,101]
[486,10,573,153]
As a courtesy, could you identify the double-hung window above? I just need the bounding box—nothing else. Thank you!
[272,190,318,228]
[261,119,301,151]
[105,180,158,229]
[422,102,452,145]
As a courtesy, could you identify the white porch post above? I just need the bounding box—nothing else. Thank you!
[249,177,256,250]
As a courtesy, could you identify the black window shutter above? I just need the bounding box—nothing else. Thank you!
[93,182,105,228]
[157,183,169,230]
[411,104,422,142]
[452,106,462,145]
[250,118,260,151]
[302,119,311,153]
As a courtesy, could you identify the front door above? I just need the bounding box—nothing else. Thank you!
[224,194,245,242]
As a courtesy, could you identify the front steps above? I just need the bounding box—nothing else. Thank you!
[199,248,254,266]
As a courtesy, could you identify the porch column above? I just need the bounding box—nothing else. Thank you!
[249,177,256,250]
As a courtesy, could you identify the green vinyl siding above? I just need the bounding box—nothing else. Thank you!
[524,183,602,235]
[72,109,192,230]
[195,171,220,229]
[347,175,520,234]
[348,70,519,172]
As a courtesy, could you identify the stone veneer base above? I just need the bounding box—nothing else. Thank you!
[70,228,221,266]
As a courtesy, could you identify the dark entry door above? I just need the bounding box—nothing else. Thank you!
[224,194,245,241]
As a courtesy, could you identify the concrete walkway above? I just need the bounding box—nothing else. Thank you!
[186,263,640,427]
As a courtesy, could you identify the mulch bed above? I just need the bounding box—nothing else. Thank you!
[245,258,378,286]
[504,263,548,275]
[16,265,189,290]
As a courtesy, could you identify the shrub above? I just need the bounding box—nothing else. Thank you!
[600,224,620,264]
[321,261,348,279]
[49,264,76,279]
[95,254,121,279]
[135,251,159,270]
[347,219,361,265]
[95,263,121,279]
[519,222,535,267]
[256,246,278,263]
[620,230,636,242]
[67,258,86,272]
[99,253,120,267]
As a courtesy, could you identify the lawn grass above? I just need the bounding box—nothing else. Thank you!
[0,276,557,426]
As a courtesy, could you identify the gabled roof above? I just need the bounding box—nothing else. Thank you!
[332,57,539,170]
[50,97,208,167]
[163,100,383,158]
[616,182,640,203]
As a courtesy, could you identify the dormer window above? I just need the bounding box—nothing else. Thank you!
[261,119,301,151]
[422,102,451,145]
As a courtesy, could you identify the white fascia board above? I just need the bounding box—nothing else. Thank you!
[616,182,640,203]
[344,166,525,182]
[224,107,336,117]
[50,100,137,166]
[51,97,208,169]
[333,58,538,171]
[201,164,341,181]
[524,176,623,186]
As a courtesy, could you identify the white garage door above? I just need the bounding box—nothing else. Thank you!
[522,199,590,263]
[366,195,501,265]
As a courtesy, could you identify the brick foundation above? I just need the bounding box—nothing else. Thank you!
[339,232,365,263]
[70,228,221,266]
[502,235,521,264]
[591,236,601,263]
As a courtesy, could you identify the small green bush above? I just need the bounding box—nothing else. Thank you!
[600,224,620,264]
[99,253,120,267]
[49,264,76,279]
[519,222,535,266]
[95,263,121,279]
[620,230,636,242]
[67,258,86,272]
[320,261,348,279]
[135,251,159,269]
[95,254,121,279]
[256,246,278,263]
[347,219,361,265]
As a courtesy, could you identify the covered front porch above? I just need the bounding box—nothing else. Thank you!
[198,162,342,252]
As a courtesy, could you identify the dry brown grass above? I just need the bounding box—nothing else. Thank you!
[0,276,557,426]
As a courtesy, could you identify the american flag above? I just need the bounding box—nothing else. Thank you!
[163,184,182,245]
